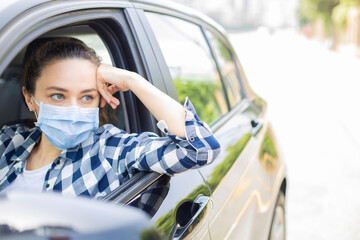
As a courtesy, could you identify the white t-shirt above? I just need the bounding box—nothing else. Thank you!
[3,161,52,193]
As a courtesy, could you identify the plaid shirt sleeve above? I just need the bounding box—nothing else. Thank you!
[116,97,221,177]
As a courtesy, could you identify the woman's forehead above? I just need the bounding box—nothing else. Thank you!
[37,58,98,91]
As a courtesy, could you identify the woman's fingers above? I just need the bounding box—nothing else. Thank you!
[108,84,120,95]
[110,102,117,109]
[103,84,118,104]
[97,82,112,106]
[96,64,124,109]
[97,81,120,109]
[100,95,117,109]
[104,85,120,108]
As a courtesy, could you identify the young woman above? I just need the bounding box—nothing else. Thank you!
[0,37,220,198]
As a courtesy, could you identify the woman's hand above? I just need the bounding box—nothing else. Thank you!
[97,64,186,137]
[96,64,136,109]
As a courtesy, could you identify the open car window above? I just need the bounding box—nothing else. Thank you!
[0,21,169,217]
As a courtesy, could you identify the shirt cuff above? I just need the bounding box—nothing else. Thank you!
[156,97,214,151]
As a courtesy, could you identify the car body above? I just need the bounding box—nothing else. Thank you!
[0,0,287,239]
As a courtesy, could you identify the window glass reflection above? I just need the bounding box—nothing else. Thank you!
[146,12,228,125]
[206,31,242,108]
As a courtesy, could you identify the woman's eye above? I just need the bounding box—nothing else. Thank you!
[82,95,93,102]
[51,94,64,101]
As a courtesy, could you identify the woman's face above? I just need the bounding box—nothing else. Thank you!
[24,58,100,113]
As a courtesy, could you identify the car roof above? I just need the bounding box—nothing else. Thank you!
[0,0,51,30]
[0,0,226,36]
[130,0,226,34]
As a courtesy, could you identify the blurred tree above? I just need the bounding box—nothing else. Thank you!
[332,0,360,31]
[299,0,340,35]
[298,0,360,50]
[174,77,224,126]
[299,0,339,33]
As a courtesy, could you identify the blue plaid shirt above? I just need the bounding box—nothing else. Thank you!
[0,98,220,198]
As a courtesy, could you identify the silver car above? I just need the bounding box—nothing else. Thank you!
[0,0,287,239]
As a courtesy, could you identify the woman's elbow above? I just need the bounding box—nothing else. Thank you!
[196,136,221,166]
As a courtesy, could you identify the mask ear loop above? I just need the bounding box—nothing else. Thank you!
[33,110,38,120]
[32,96,40,120]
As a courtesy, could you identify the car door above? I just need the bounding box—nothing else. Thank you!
[137,6,276,240]
[133,6,251,239]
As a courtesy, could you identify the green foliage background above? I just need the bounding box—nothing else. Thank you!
[299,0,360,33]
[174,76,223,125]
[299,0,339,33]
[333,0,360,30]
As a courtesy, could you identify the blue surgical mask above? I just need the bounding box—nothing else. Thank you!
[32,97,99,150]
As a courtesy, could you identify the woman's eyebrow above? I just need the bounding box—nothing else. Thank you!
[45,87,97,94]
[45,87,68,92]
[80,88,97,94]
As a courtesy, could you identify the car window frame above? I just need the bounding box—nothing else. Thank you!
[135,7,252,131]
[0,9,131,130]
[132,0,256,103]
[203,28,246,105]
[0,1,133,75]
[144,11,232,124]
[102,171,163,204]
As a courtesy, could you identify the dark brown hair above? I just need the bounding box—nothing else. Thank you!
[21,37,101,94]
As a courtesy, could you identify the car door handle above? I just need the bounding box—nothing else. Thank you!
[171,195,210,240]
[251,119,264,136]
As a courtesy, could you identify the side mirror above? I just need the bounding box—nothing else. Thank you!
[0,191,163,240]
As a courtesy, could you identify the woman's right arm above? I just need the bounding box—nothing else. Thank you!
[111,98,220,178]
[96,65,187,137]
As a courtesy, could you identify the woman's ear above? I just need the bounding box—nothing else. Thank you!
[22,87,34,112]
